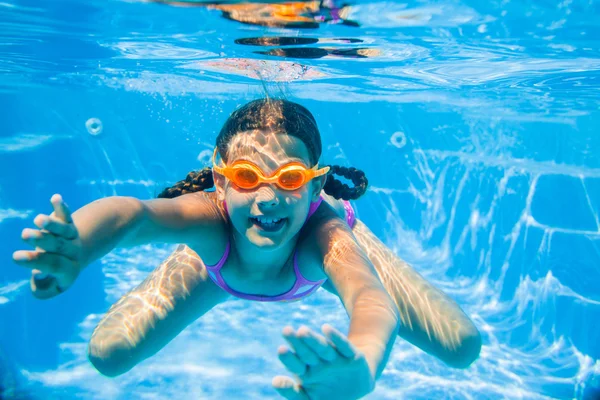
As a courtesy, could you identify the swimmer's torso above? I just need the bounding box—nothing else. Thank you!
[186,191,350,300]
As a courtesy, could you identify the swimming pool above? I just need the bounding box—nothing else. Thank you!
[1,0,599,398]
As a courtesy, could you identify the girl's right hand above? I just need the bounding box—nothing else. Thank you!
[13,194,83,299]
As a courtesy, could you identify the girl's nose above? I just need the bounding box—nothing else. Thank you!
[255,185,279,209]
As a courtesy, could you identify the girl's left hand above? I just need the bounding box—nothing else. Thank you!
[272,324,375,400]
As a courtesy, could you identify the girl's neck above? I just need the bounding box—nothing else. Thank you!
[230,229,299,280]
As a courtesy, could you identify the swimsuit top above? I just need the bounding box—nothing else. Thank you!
[205,196,356,302]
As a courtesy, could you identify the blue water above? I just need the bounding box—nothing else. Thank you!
[1,0,599,398]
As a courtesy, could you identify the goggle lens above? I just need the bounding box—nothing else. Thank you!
[234,169,260,188]
[279,170,305,189]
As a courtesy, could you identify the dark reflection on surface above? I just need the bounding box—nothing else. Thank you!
[258,47,329,59]
[235,37,363,46]
[233,36,376,60]
[150,0,359,28]
[255,46,380,59]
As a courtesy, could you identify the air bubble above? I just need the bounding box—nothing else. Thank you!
[86,118,103,136]
[197,149,212,165]
[390,131,406,149]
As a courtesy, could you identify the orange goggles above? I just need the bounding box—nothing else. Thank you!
[212,148,330,191]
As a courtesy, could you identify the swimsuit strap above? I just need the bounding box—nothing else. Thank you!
[206,240,230,271]
[308,196,324,219]
[292,249,327,285]
[343,200,356,228]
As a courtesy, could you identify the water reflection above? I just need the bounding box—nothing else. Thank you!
[255,46,380,59]
[149,0,378,70]
[234,37,363,46]
[150,0,359,28]
[181,58,328,81]
[235,36,380,59]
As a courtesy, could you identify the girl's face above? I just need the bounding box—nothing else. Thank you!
[214,130,325,249]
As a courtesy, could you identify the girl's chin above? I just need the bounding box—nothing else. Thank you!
[237,218,302,247]
[246,226,290,247]
[245,234,284,250]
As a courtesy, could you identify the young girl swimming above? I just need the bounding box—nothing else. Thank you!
[13,99,481,399]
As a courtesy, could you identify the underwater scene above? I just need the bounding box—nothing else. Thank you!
[1,0,599,399]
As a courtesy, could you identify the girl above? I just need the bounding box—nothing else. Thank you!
[14,99,481,400]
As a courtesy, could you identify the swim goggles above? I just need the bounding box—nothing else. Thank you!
[212,148,330,191]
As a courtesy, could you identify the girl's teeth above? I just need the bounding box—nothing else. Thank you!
[252,217,285,229]
[258,218,281,224]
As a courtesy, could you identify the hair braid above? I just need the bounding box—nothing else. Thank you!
[323,165,368,200]
[157,167,214,199]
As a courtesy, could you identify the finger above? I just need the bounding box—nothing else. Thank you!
[282,326,320,366]
[21,229,78,260]
[50,194,73,224]
[297,325,338,362]
[31,271,63,293]
[277,346,307,376]
[322,324,357,358]
[13,250,40,264]
[272,376,309,400]
[33,214,78,240]
[33,214,49,230]
[12,251,71,274]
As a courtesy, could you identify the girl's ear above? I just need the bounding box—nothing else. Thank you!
[213,171,226,201]
[310,174,327,202]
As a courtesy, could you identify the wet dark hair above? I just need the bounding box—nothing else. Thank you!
[158,98,368,201]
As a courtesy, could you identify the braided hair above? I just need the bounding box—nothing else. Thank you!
[158,98,368,201]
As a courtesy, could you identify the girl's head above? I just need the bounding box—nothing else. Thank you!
[159,98,368,249]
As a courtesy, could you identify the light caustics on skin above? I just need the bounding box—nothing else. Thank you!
[350,220,477,356]
[90,201,477,368]
[88,245,211,353]
[308,205,476,363]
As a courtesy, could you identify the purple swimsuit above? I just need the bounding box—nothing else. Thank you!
[205,196,356,302]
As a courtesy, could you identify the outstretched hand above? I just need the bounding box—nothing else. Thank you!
[273,324,374,400]
[12,194,82,298]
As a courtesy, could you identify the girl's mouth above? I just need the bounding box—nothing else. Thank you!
[250,217,287,232]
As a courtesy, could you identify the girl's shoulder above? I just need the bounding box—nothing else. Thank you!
[296,194,355,281]
[320,192,349,218]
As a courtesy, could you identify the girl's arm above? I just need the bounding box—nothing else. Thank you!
[312,209,400,381]
[88,245,230,377]
[18,192,226,298]
[321,194,481,368]
[349,220,481,369]
[76,192,226,269]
